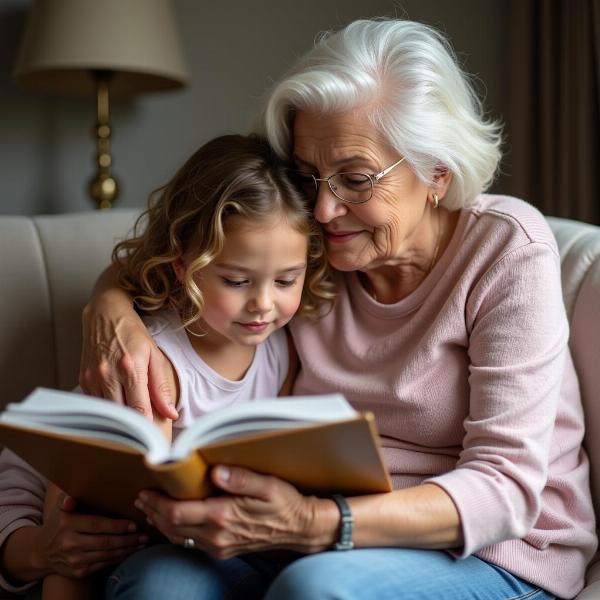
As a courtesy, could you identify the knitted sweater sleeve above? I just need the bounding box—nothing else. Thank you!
[426,240,568,556]
[0,448,47,593]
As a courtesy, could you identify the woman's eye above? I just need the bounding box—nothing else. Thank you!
[340,173,371,188]
[276,279,297,288]
[222,278,248,287]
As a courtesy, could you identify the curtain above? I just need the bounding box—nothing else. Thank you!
[505,0,600,225]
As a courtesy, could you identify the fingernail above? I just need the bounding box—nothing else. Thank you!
[146,517,154,526]
[139,492,148,502]
[128,522,137,532]
[169,403,178,416]
[134,500,143,511]
[218,466,230,482]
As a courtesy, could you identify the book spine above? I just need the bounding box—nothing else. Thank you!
[149,451,213,499]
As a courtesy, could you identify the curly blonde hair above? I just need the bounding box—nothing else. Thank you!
[113,134,334,329]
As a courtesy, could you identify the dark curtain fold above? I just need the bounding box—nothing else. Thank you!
[505,0,600,225]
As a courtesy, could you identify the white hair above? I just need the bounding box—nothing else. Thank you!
[256,19,503,210]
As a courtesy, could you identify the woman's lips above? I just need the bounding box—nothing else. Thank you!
[325,230,362,244]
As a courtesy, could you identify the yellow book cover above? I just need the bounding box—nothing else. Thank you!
[0,388,391,522]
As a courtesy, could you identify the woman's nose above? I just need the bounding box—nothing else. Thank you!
[312,181,348,224]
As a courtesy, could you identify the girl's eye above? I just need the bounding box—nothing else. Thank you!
[276,279,297,288]
[222,278,249,287]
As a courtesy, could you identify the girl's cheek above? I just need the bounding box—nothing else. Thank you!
[286,294,304,319]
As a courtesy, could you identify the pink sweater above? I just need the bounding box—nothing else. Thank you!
[290,195,597,598]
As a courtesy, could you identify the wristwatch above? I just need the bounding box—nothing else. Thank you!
[331,494,354,550]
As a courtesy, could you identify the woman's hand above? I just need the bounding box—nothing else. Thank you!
[134,466,339,559]
[36,493,148,579]
[79,268,178,420]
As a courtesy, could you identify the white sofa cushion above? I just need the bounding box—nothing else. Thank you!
[0,218,55,406]
[32,210,139,392]
[547,217,600,599]
[0,210,139,409]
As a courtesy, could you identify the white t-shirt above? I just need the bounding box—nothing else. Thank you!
[143,310,289,438]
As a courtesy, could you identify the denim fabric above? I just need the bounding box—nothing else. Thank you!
[105,545,555,600]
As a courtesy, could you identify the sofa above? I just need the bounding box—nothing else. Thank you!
[0,210,599,598]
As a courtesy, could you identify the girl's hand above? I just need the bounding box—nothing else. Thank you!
[79,282,178,420]
[135,467,338,559]
[37,492,148,578]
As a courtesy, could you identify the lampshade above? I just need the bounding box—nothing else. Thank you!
[12,0,189,209]
[13,0,189,97]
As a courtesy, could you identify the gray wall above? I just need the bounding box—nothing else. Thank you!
[0,0,509,215]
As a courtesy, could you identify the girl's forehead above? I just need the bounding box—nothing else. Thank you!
[224,215,306,243]
[224,213,305,235]
[214,221,308,272]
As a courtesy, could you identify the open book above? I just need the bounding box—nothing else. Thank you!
[0,388,391,521]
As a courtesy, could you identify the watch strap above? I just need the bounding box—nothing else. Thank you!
[331,494,354,550]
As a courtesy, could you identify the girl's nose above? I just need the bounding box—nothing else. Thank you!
[248,288,273,314]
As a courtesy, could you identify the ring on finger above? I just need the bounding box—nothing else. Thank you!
[183,537,196,549]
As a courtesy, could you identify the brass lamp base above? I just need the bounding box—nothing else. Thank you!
[89,173,118,210]
[89,70,119,209]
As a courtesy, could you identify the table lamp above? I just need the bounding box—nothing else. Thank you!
[13,0,189,209]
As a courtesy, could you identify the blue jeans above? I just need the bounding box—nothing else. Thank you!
[105,544,554,600]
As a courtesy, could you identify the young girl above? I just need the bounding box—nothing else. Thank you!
[42,133,334,599]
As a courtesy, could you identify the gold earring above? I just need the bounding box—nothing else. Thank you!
[431,193,439,209]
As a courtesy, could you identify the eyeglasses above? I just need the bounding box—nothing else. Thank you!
[293,157,406,205]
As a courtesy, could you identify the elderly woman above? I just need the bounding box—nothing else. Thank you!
[1,19,596,600]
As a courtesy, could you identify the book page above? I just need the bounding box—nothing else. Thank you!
[1,390,360,466]
[170,394,357,461]
[1,388,170,462]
